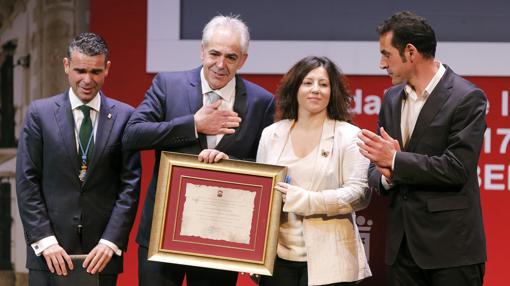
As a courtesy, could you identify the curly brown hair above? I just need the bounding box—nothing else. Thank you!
[275,56,352,122]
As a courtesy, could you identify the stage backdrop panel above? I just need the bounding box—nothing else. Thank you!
[147,0,510,75]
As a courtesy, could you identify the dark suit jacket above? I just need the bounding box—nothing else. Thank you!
[16,92,141,274]
[122,67,275,247]
[368,66,487,269]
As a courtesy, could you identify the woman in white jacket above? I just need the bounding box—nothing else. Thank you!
[198,56,372,285]
[256,56,372,286]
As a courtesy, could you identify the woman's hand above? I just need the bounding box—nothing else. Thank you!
[198,149,229,163]
[274,182,290,202]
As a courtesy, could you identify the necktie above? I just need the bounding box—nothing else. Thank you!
[207,91,221,148]
[78,105,94,161]
[208,91,220,104]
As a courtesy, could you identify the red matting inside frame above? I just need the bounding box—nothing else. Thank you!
[161,166,274,263]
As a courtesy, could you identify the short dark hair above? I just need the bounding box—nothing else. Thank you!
[377,11,436,59]
[276,56,352,122]
[67,32,109,63]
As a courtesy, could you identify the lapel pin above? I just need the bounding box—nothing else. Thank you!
[107,113,112,119]
[321,150,330,157]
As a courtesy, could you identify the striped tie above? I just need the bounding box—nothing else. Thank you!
[207,91,221,148]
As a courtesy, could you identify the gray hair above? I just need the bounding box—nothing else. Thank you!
[67,32,109,63]
[202,15,250,54]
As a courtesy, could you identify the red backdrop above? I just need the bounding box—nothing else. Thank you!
[90,1,508,285]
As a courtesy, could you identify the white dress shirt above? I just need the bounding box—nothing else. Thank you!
[69,88,100,145]
[381,62,446,189]
[200,67,236,147]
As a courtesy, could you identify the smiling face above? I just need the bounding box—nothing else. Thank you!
[200,28,248,90]
[379,31,412,85]
[297,66,331,118]
[63,49,110,103]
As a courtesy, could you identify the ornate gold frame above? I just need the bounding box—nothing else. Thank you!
[148,152,287,275]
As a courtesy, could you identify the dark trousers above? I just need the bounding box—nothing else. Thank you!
[138,245,238,286]
[388,239,485,286]
[28,269,117,286]
[260,256,358,286]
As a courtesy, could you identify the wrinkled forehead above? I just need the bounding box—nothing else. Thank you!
[204,29,243,54]
[68,51,108,69]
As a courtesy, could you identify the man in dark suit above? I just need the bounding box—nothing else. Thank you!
[16,32,141,286]
[358,11,487,286]
[122,15,275,286]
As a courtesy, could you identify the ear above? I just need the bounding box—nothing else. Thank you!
[104,60,111,77]
[63,57,70,74]
[200,44,206,62]
[237,53,248,69]
[406,44,417,62]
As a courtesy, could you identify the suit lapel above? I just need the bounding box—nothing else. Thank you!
[309,119,335,191]
[187,68,208,149]
[231,76,248,116]
[187,68,204,114]
[216,75,247,151]
[387,88,406,148]
[83,94,117,186]
[406,68,452,151]
[54,93,81,171]
[267,120,293,165]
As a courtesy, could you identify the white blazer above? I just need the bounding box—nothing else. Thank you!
[256,119,372,285]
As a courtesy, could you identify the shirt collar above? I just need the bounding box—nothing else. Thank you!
[200,67,236,102]
[404,61,446,100]
[68,87,101,111]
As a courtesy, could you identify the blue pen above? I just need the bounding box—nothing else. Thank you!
[285,175,291,184]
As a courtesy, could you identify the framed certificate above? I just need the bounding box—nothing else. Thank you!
[148,152,287,275]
